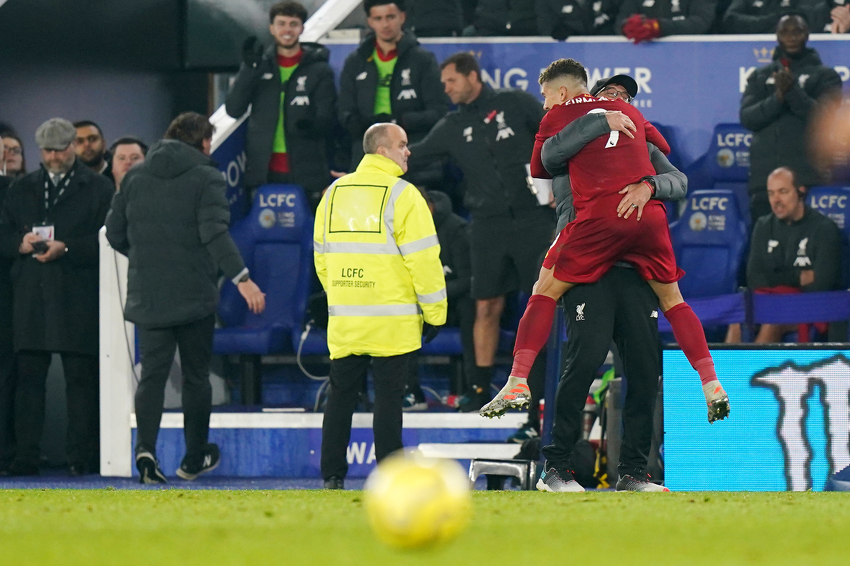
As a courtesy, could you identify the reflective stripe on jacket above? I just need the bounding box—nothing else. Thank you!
[314,153,447,359]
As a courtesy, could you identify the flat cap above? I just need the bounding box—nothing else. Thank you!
[35,118,77,150]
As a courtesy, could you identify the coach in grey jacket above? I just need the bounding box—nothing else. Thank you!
[106,113,265,484]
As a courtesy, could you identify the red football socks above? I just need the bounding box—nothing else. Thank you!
[510,295,557,379]
[664,302,717,385]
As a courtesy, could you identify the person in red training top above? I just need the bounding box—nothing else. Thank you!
[480,58,729,425]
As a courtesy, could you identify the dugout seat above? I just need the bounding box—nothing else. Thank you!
[706,123,751,226]
[669,189,748,299]
[214,184,313,404]
[807,186,850,286]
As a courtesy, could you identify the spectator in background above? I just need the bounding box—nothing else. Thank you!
[403,189,474,411]
[536,0,620,39]
[618,0,717,42]
[106,112,266,484]
[727,166,842,343]
[2,132,26,179]
[464,0,537,35]
[408,0,463,36]
[110,137,148,191]
[0,118,113,477]
[74,120,113,182]
[408,52,554,413]
[0,141,15,472]
[825,1,850,32]
[723,0,823,34]
[338,0,449,179]
[740,14,842,224]
[225,1,337,211]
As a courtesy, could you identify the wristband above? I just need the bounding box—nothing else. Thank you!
[641,177,657,197]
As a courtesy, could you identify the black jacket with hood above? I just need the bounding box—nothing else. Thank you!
[105,140,246,329]
[429,190,472,301]
[225,42,337,200]
[740,46,842,193]
[338,32,449,169]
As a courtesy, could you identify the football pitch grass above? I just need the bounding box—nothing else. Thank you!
[1,489,847,565]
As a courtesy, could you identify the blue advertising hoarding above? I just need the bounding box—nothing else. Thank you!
[664,347,850,491]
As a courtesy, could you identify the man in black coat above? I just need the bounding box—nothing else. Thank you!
[409,52,554,412]
[408,0,464,36]
[0,146,15,471]
[106,112,266,484]
[338,0,449,178]
[0,118,114,476]
[617,0,717,42]
[723,0,824,34]
[225,1,337,211]
[741,14,843,224]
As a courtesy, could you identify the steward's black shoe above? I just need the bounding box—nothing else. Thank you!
[176,443,220,481]
[324,476,344,490]
[3,459,40,477]
[136,451,167,484]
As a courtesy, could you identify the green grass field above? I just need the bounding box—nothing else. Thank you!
[1,489,847,565]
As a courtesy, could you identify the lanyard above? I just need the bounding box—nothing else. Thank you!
[43,168,75,222]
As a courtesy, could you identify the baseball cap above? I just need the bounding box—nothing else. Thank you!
[35,118,77,151]
[591,74,639,99]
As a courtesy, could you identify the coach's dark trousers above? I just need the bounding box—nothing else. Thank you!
[321,352,413,480]
[135,314,215,461]
[542,267,661,476]
[14,351,99,468]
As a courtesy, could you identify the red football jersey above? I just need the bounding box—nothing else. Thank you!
[532,94,657,220]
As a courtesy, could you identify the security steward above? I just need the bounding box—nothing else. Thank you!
[408,51,555,412]
[315,123,447,490]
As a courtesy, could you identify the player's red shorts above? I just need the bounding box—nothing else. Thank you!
[542,202,684,284]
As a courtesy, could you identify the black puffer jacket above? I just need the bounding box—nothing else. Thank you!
[338,32,449,169]
[408,0,464,36]
[740,46,842,193]
[105,140,246,329]
[0,160,113,355]
[225,42,336,199]
[409,86,546,219]
[0,175,13,354]
[616,0,717,35]
[536,0,620,38]
[723,0,823,34]
[430,190,472,300]
[472,0,537,35]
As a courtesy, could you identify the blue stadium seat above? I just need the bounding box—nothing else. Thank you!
[706,123,752,225]
[807,186,850,286]
[214,184,314,403]
[669,189,748,299]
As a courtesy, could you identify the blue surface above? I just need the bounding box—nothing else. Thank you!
[664,348,850,491]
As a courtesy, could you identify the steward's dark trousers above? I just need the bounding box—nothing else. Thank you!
[321,352,413,480]
[0,330,16,468]
[542,267,661,475]
[135,314,214,460]
[14,351,99,467]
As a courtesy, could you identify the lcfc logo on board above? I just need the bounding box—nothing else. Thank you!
[259,209,276,229]
[753,46,774,64]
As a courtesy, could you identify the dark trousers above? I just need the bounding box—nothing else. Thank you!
[0,329,16,468]
[135,314,215,460]
[14,351,99,467]
[321,352,412,480]
[542,267,661,476]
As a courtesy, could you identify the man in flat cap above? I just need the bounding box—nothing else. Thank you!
[0,118,114,476]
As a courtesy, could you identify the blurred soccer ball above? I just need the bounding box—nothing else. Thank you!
[810,96,850,171]
[364,453,472,549]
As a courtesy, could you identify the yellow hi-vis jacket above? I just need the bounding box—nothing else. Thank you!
[314,153,448,359]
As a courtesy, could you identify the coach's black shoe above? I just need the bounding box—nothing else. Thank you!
[536,461,584,492]
[3,459,40,477]
[136,451,167,484]
[457,386,489,413]
[176,443,220,481]
[324,476,344,490]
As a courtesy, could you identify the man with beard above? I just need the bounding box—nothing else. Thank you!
[0,118,113,476]
[74,120,113,183]
[225,1,336,210]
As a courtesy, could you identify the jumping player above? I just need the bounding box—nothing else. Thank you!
[479,58,729,424]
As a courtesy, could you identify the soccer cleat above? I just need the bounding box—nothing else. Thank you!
[506,422,539,444]
[616,472,670,492]
[176,443,220,481]
[136,451,167,485]
[536,461,585,492]
[478,376,531,418]
[703,380,730,424]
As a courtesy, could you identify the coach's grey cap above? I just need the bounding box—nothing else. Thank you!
[591,75,639,99]
[35,118,77,150]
